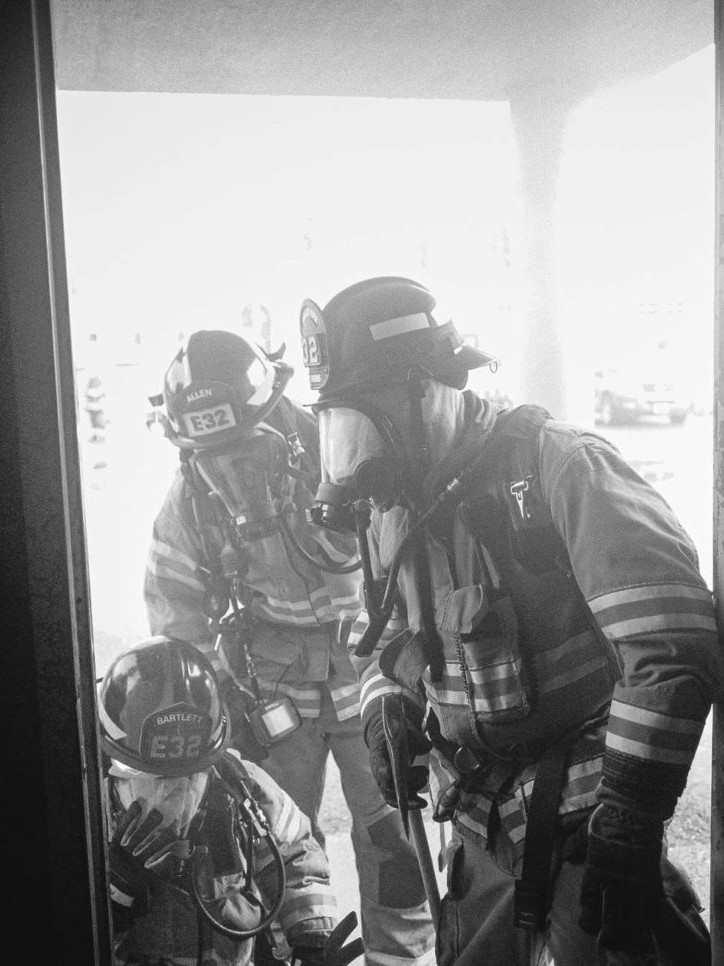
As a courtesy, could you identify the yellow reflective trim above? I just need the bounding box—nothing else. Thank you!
[606,731,693,764]
[604,613,718,637]
[148,537,201,577]
[588,583,712,612]
[147,558,206,592]
[468,663,519,683]
[610,699,703,734]
[331,683,360,701]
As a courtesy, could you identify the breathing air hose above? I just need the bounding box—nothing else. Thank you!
[189,833,286,940]
[188,760,287,941]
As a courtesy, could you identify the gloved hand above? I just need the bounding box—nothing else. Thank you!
[291,911,365,966]
[219,678,269,762]
[576,803,665,961]
[108,801,188,911]
[362,695,431,809]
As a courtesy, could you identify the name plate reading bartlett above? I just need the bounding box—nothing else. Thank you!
[141,702,212,763]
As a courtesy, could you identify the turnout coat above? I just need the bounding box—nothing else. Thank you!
[351,396,724,863]
[108,753,337,965]
[144,397,362,723]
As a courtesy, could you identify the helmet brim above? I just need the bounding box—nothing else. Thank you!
[101,721,231,777]
[315,341,498,400]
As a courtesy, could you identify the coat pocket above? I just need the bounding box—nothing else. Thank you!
[441,586,531,723]
[246,622,331,681]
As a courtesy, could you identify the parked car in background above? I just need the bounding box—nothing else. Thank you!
[594,362,691,426]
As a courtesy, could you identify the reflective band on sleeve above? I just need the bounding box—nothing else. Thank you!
[605,733,693,764]
[610,699,703,734]
[273,793,305,844]
[589,583,712,611]
[278,900,339,930]
[606,698,704,764]
[359,674,401,713]
[588,583,717,637]
[147,538,206,592]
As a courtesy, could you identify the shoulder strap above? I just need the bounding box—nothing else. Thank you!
[494,404,551,531]
[268,396,320,482]
[458,404,570,576]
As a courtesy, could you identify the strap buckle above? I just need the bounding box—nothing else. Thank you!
[509,475,534,521]
[513,879,547,932]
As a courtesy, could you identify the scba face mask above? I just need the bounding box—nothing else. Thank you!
[312,403,407,533]
[110,760,211,837]
[192,424,295,539]
[312,382,466,533]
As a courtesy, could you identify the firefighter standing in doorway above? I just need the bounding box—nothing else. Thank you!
[143,329,436,966]
[298,275,722,966]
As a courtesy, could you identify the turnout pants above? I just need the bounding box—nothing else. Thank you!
[436,827,598,966]
[259,688,436,966]
[436,824,709,966]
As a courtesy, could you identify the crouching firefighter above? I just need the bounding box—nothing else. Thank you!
[144,329,437,965]
[98,635,364,966]
[299,275,721,966]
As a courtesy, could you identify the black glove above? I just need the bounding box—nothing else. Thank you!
[362,695,431,809]
[108,801,187,912]
[292,911,365,966]
[219,678,269,762]
[576,803,665,960]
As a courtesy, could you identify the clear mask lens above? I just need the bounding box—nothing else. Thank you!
[193,428,288,525]
[318,408,387,489]
[314,406,403,522]
[110,762,211,836]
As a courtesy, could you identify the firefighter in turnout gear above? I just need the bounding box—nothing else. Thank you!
[98,635,363,966]
[299,276,722,966]
[144,330,436,966]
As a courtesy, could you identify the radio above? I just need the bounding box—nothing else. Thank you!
[247,695,302,747]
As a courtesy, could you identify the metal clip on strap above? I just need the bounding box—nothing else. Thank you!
[509,475,534,521]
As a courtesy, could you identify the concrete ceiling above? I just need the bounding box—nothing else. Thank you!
[51,0,712,102]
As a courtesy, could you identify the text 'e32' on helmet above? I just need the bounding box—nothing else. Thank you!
[163,329,293,449]
[98,636,230,776]
[300,276,497,402]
